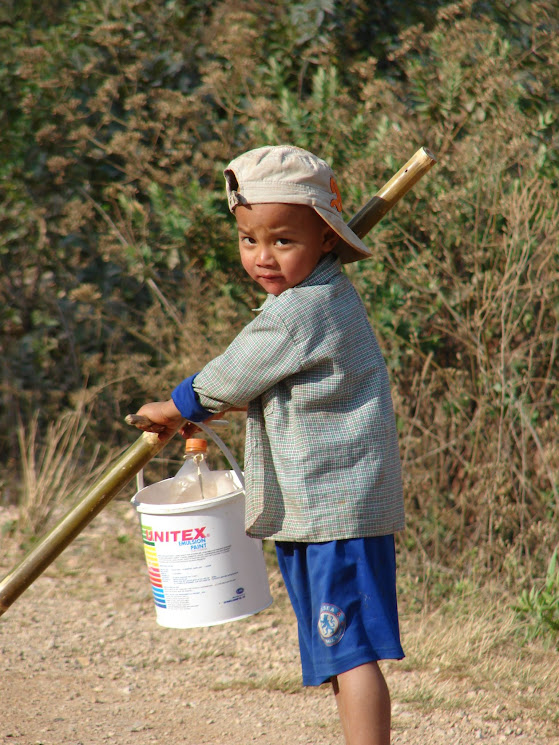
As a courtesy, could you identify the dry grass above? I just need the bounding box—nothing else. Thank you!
[397,586,559,725]
[15,404,116,537]
[351,170,559,581]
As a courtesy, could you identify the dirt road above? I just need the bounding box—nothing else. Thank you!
[1,502,557,745]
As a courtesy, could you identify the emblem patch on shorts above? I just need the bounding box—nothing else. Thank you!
[317,603,346,646]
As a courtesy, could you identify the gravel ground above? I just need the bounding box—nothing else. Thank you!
[1,501,558,745]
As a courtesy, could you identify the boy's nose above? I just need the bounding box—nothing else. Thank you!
[256,245,276,265]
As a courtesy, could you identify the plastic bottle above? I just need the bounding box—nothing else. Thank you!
[171,438,237,502]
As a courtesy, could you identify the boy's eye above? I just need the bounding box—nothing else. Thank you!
[275,238,291,247]
[240,235,256,245]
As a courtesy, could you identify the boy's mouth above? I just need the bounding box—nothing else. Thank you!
[255,273,290,296]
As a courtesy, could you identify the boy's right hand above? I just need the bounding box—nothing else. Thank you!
[128,399,184,441]
[126,400,230,441]
[127,401,247,441]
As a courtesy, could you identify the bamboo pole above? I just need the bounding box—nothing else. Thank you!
[0,146,436,618]
[0,431,166,615]
[348,147,436,237]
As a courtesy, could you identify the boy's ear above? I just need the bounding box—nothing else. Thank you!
[322,227,339,253]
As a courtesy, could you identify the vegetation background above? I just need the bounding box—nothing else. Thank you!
[1,0,558,647]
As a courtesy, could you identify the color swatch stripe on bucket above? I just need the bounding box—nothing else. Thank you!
[142,525,166,608]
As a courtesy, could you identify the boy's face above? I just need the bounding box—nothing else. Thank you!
[235,203,338,295]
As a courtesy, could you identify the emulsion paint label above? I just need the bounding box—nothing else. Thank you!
[135,491,272,628]
[140,513,242,615]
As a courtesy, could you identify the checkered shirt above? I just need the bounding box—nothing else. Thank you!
[193,253,404,541]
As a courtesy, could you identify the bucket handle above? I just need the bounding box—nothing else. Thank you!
[195,420,245,488]
[134,419,245,493]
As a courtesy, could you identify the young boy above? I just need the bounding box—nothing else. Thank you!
[133,145,405,745]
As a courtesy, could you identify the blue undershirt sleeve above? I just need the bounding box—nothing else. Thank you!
[171,374,214,422]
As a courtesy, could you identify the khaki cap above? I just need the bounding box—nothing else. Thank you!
[224,145,372,264]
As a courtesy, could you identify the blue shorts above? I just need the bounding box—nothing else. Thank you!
[275,536,404,686]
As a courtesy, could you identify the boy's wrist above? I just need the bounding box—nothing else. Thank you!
[161,398,182,422]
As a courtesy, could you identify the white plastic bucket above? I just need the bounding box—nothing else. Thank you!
[131,424,272,629]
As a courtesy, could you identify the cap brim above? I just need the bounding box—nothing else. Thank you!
[314,206,372,264]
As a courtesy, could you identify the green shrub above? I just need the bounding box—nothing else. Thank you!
[1,0,557,587]
[514,548,559,646]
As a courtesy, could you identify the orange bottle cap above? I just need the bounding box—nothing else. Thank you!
[184,438,207,454]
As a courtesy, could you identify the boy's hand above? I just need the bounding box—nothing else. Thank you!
[127,401,248,441]
[126,402,243,441]
[128,399,184,441]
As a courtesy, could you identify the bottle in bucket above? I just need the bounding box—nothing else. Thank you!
[131,431,272,629]
[172,438,237,502]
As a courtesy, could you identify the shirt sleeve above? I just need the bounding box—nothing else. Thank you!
[191,305,303,412]
[171,374,214,421]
